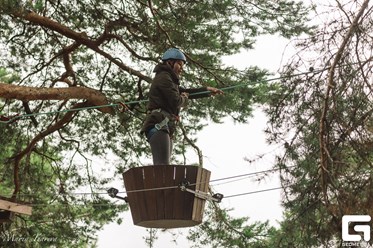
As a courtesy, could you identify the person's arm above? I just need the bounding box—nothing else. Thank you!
[180,86,223,99]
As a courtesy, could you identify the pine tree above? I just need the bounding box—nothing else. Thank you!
[266,0,373,246]
[0,0,311,246]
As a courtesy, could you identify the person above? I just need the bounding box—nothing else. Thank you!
[141,48,223,165]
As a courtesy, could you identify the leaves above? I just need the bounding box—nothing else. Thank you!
[265,0,373,246]
[0,0,312,246]
[0,68,20,84]
[188,204,275,248]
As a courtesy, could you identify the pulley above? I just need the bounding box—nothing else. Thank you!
[179,179,223,203]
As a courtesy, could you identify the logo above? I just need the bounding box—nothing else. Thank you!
[342,215,371,242]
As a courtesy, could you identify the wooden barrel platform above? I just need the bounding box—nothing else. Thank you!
[123,165,211,228]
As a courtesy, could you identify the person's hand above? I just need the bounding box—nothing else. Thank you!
[207,87,224,96]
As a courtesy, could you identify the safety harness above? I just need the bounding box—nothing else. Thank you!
[149,108,180,130]
[155,116,170,130]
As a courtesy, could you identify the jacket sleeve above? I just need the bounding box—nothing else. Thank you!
[157,75,188,110]
[180,87,211,99]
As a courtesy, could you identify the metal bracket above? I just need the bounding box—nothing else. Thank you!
[179,180,223,203]
[107,187,128,202]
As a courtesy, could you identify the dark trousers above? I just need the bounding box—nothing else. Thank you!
[148,129,173,165]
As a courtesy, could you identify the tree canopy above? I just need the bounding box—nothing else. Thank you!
[266,0,373,246]
[0,0,312,246]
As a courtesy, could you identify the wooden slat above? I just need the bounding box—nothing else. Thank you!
[192,168,210,222]
[0,199,32,215]
[184,166,198,220]
[143,166,157,221]
[192,168,203,222]
[132,168,147,222]
[198,169,210,222]
[163,165,176,220]
[153,166,166,221]
[173,166,186,220]
[124,167,148,225]
[123,169,141,224]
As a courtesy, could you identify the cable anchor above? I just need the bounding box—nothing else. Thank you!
[107,187,128,202]
[179,180,223,203]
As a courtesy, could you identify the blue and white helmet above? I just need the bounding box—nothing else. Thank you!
[162,48,187,63]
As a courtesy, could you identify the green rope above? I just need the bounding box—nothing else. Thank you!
[0,69,315,124]
[0,54,364,124]
[0,84,245,124]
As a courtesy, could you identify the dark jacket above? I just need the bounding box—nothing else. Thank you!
[141,63,210,136]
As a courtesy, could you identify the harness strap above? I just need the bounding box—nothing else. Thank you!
[155,116,169,130]
[149,108,180,131]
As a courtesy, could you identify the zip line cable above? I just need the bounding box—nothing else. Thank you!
[0,82,250,124]
[2,166,293,200]
[224,186,283,199]
[210,166,294,184]
[0,66,324,124]
[11,186,287,207]
[1,56,371,124]
[209,164,288,186]
[0,166,294,207]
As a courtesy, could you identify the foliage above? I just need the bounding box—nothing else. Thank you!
[265,0,373,246]
[0,68,20,84]
[0,0,312,246]
[188,203,276,248]
[0,126,126,247]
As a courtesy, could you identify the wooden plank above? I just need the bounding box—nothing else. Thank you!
[173,166,186,220]
[123,169,141,224]
[192,168,210,222]
[153,165,166,221]
[0,199,32,215]
[192,167,203,222]
[184,166,198,220]
[124,167,148,225]
[197,169,211,222]
[143,166,157,221]
[199,168,211,193]
[163,165,176,220]
[132,167,147,223]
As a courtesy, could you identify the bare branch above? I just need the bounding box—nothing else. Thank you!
[0,82,114,114]
[13,10,152,83]
[319,0,370,201]
[11,101,92,196]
